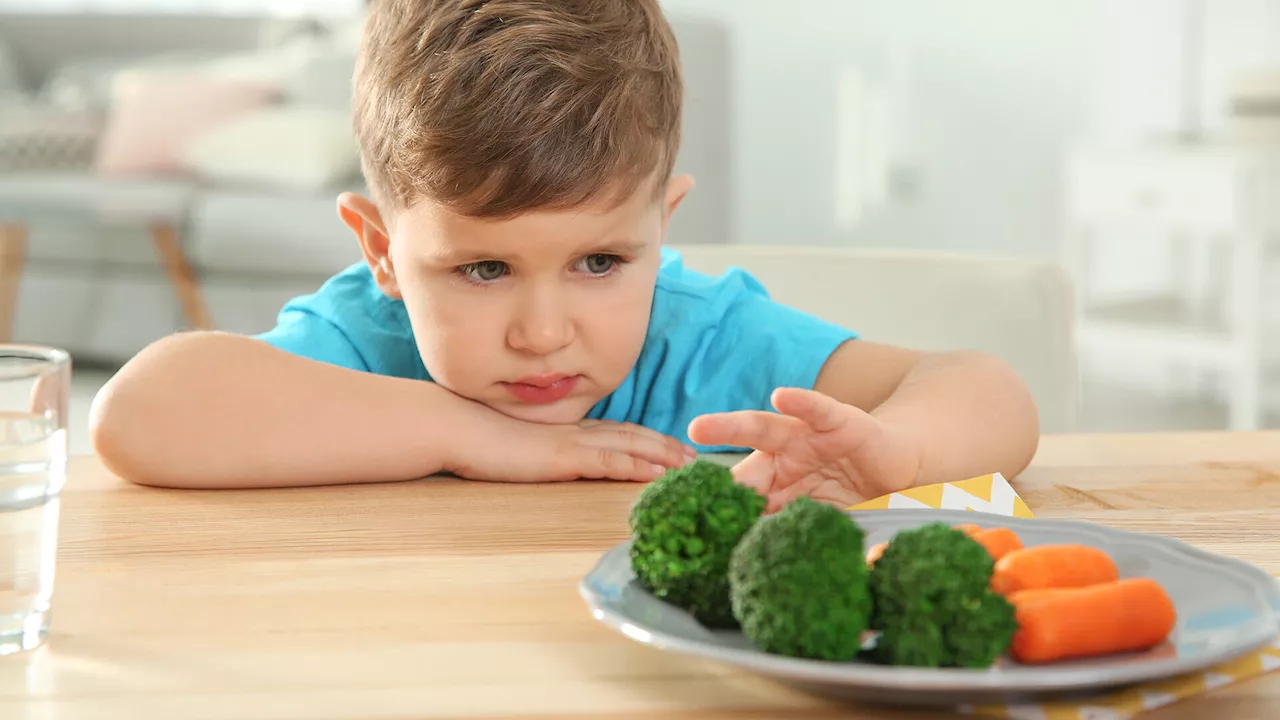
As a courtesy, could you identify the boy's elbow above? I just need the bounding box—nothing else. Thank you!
[974,350,1041,474]
[89,366,166,487]
[960,350,1039,416]
[89,333,212,487]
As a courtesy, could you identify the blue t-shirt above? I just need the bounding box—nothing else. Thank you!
[255,248,858,451]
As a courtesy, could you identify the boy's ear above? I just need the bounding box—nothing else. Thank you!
[337,192,400,298]
[660,174,695,236]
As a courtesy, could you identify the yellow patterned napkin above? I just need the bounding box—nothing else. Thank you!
[848,473,1280,719]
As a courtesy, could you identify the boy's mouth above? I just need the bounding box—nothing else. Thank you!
[502,374,580,404]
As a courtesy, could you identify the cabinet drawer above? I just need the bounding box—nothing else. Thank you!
[1067,151,1241,232]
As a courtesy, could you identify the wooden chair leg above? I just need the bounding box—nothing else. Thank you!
[0,222,28,343]
[149,221,214,331]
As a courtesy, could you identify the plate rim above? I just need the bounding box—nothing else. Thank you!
[579,508,1280,694]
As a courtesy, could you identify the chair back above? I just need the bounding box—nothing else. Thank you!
[669,244,1079,433]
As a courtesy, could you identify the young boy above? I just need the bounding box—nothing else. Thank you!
[89,0,1039,511]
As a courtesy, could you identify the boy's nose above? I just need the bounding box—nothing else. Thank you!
[507,294,575,356]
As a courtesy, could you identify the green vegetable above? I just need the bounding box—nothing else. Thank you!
[867,522,1018,668]
[938,589,1022,668]
[728,498,872,661]
[629,460,766,628]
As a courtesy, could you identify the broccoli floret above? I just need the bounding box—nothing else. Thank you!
[629,460,766,628]
[939,588,1021,668]
[866,615,946,666]
[728,498,872,661]
[867,522,1017,668]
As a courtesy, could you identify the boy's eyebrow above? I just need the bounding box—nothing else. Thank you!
[431,238,649,265]
[429,247,512,265]
[586,237,648,256]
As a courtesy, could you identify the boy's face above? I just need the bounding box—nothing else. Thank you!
[340,175,693,425]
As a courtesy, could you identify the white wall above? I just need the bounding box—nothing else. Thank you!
[883,1,1103,259]
[662,0,1280,264]
[661,0,1108,257]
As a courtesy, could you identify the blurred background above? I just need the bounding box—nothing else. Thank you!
[1,0,1279,453]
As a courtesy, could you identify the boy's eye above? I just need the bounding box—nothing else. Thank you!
[462,260,507,281]
[579,254,618,275]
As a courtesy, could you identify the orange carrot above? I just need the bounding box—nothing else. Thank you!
[1009,578,1176,664]
[865,541,888,566]
[953,523,983,537]
[1002,587,1059,604]
[991,544,1119,596]
[971,527,1023,561]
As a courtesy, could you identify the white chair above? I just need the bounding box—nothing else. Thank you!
[668,245,1079,434]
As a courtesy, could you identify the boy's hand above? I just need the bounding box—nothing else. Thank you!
[687,387,922,512]
[447,408,696,484]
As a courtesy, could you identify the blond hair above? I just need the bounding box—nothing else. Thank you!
[354,0,683,219]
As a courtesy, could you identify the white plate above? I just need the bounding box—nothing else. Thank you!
[579,508,1280,708]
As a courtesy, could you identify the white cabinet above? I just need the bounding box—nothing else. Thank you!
[1064,144,1280,430]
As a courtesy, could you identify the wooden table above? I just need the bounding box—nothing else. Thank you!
[3,431,1280,719]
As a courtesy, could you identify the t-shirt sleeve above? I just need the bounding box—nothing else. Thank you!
[255,307,370,372]
[697,289,859,414]
[250,263,428,379]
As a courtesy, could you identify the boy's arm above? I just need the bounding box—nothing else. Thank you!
[91,332,689,489]
[90,331,481,489]
[813,339,1040,485]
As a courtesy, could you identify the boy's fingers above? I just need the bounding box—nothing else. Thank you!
[771,387,852,433]
[579,419,696,456]
[581,423,693,470]
[687,410,804,453]
[571,447,665,483]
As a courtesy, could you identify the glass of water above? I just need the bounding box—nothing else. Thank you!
[0,345,69,655]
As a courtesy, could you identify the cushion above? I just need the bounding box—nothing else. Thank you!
[182,106,361,192]
[94,68,277,177]
[38,51,234,115]
[39,59,138,115]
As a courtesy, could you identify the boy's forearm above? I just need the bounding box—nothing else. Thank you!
[90,331,480,489]
[869,350,1040,486]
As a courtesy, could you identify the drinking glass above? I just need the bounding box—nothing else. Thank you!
[0,345,69,655]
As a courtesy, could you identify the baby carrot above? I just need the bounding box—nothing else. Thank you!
[991,544,1119,596]
[1009,578,1176,664]
[971,527,1023,561]
[865,541,888,566]
[953,523,983,537]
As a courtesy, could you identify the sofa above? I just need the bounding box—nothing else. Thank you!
[0,10,730,365]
